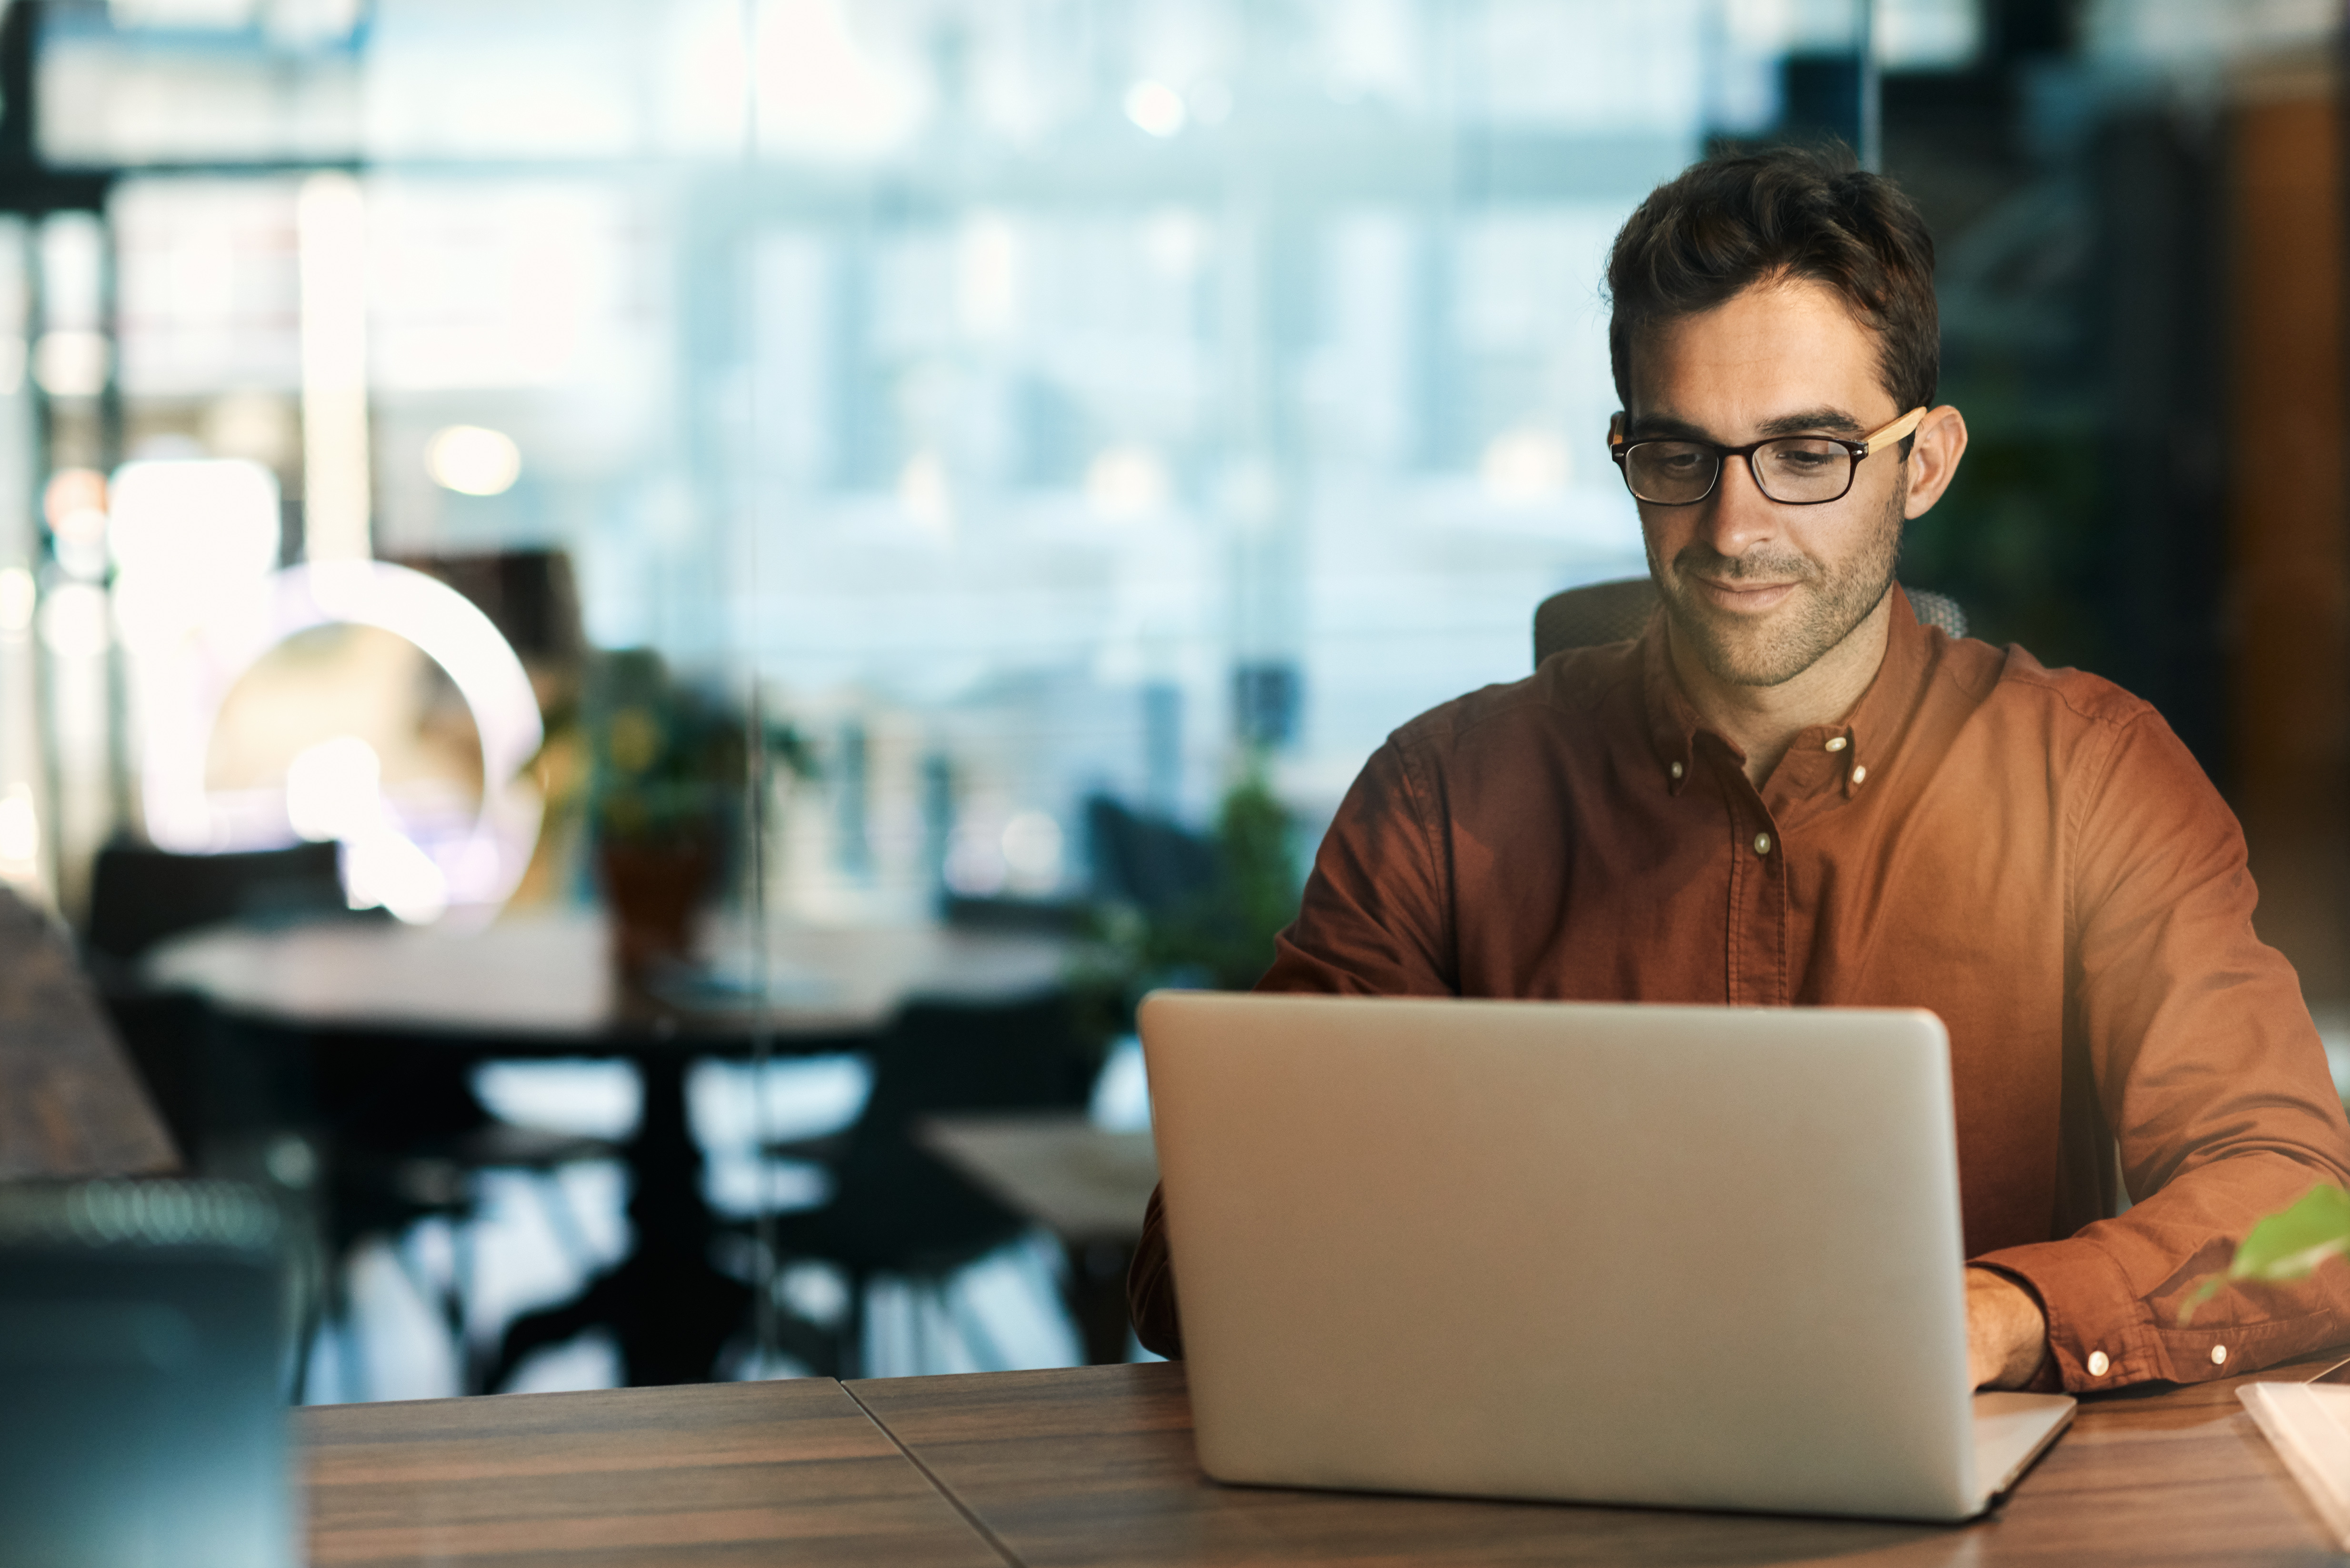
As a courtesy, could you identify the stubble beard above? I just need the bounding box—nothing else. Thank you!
[1646,478,1906,689]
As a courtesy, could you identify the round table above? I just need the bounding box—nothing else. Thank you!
[146,910,1079,1386]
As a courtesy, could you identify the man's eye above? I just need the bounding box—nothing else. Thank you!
[1768,446,1838,471]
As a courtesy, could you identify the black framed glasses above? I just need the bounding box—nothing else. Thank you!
[1609,406,1927,506]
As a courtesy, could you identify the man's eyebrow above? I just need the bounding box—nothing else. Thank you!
[1622,414,1709,441]
[1757,408,1866,438]
[1622,408,1869,442]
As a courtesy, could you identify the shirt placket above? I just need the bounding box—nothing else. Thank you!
[1717,755,1790,1006]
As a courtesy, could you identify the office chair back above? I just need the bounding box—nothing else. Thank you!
[1086,794,1218,914]
[86,840,346,966]
[771,989,1099,1277]
[1533,578,1968,666]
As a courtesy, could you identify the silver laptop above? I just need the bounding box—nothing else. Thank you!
[1139,991,2075,1522]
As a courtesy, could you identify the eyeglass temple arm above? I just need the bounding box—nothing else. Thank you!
[1859,406,1929,454]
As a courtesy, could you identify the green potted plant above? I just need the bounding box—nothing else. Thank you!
[549,649,812,983]
[1070,758,1305,1045]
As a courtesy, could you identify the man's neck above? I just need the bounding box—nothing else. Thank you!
[1665,594,1897,788]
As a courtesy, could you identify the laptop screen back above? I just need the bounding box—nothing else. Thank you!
[1141,992,1980,1520]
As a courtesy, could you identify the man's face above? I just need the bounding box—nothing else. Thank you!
[1620,278,1908,689]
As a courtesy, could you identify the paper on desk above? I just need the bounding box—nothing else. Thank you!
[2240,1380,2350,1548]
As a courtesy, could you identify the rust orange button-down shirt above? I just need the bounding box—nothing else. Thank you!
[1130,587,2350,1389]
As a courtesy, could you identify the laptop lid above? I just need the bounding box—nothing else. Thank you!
[1140,991,1986,1521]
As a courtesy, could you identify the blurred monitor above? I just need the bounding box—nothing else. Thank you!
[0,1181,290,1568]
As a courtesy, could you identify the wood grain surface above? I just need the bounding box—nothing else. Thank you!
[847,1357,2350,1566]
[0,889,177,1178]
[302,1378,1007,1567]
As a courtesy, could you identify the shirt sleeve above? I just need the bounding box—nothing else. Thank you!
[1259,736,1458,997]
[1975,707,2350,1390]
[1128,736,1458,1356]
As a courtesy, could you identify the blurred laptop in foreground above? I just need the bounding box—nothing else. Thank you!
[0,1180,290,1568]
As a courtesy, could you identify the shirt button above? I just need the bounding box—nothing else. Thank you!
[2211,1344,2228,1367]
[2087,1350,2110,1377]
[1850,764,1868,785]
[1824,736,1848,752]
[1753,832,1772,856]
[1670,761,1684,780]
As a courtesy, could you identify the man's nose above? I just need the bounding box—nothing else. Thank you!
[1697,451,1780,555]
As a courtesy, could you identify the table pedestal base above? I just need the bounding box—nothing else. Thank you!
[485,1054,750,1388]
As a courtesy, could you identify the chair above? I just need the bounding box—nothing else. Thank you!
[87,839,349,974]
[84,840,613,1396]
[1085,794,1218,914]
[1533,578,1969,666]
[759,989,1104,1378]
[84,839,350,1161]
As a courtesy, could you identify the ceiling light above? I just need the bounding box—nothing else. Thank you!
[425,425,522,497]
[1124,80,1188,138]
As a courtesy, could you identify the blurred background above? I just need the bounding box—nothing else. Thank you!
[3,0,2346,1399]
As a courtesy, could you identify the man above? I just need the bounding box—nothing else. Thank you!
[1129,147,2350,1392]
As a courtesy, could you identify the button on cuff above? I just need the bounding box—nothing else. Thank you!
[2086,1349,2110,1377]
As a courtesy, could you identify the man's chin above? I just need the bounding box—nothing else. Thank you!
[1659,590,1815,688]
[1689,637,1812,689]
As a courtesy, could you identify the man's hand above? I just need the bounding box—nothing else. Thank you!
[1966,1266,2049,1389]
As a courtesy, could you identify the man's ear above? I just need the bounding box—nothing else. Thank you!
[1608,411,1626,448]
[1901,405,1969,519]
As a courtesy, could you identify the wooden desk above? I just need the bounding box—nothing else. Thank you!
[916,1113,1159,1365]
[302,1379,998,1567]
[300,1353,2350,1565]
[847,1359,2344,1566]
[0,889,176,1178]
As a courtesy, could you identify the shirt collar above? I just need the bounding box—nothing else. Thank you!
[1641,582,1932,797]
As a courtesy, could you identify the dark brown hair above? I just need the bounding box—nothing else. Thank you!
[1606,145,1938,417]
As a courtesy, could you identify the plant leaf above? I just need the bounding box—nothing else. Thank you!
[2176,1273,2228,1325]
[2227,1185,2350,1286]
[2179,1184,2350,1325]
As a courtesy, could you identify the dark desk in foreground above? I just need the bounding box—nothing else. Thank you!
[305,1354,2350,1566]
[0,888,176,1178]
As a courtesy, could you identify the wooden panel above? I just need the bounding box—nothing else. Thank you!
[302,1378,1005,1568]
[2228,71,2350,1000]
[849,1360,2345,1566]
[0,888,176,1178]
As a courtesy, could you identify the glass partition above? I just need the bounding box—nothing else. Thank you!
[20,0,2126,1391]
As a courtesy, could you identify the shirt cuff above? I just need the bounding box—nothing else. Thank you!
[1972,1242,2149,1391]
[1976,1238,2301,1391]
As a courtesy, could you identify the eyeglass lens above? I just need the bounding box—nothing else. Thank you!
[1623,438,1855,505]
